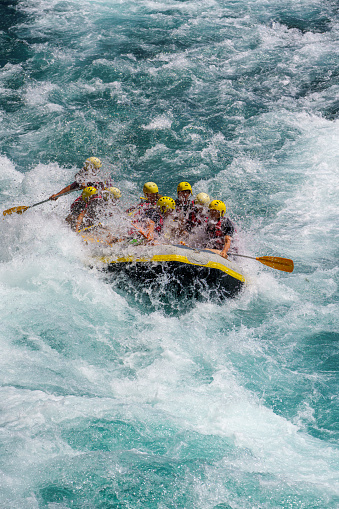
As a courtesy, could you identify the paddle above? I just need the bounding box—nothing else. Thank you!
[3,198,52,216]
[3,189,78,217]
[228,253,294,272]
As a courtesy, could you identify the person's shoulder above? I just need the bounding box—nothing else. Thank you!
[221,217,235,235]
[145,207,161,221]
[71,196,82,208]
[87,195,103,206]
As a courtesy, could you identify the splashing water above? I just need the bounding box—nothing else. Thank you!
[0,0,338,507]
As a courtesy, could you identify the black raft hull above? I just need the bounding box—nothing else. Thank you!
[93,243,247,301]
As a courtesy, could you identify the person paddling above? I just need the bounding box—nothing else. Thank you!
[65,186,103,232]
[204,200,235,259]
[49,157,113,201]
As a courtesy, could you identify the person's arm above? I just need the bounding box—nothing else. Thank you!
[75,209,86,232]
[220,235,232,258]
[49,181,80,200]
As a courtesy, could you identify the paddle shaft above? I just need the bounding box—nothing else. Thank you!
[30,187,79,207]
[228,252,294,272]
[29,197,52,208]
[3,188,79,216]
[228,253,258,261]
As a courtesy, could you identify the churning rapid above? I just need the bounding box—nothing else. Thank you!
[0,0,338,507]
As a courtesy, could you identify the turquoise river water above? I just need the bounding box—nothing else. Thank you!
[0,0,338,507]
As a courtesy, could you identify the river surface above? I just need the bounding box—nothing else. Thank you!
[0,1,338,507]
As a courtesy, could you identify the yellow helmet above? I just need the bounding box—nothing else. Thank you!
[82,186,97,201]
[195,192,210,206]
[157,196,175,213]
[209,199,226,217]
[103,187,121,201]
[177,182,192,194]
[83,157,102,171]
[143,182,159,195]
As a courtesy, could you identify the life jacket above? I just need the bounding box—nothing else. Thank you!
[144,207,163,233]
[175,198,194,213]
[186,207,208,232]
[207,219,223,237]
[206,218,235,249]
[205,220,222,249]
[70,196,86,213]
[128,200,162,225]
[70,193,101,211]
[126,200,151,217]
[129,206,163,238]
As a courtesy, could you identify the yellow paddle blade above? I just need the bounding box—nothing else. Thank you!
[256,256,294,272]
[3,205,29,216]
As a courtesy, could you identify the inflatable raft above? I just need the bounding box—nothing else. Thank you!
[89,242,247,300]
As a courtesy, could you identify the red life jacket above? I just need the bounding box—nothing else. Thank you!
[132,201,153,216]
[70,194,102,213]
[153,214,163,234]
[186,207,208,231]
[207,219,223,237]
[129,203,163,237]
[206,218,235,249]
[175,198,194,213]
